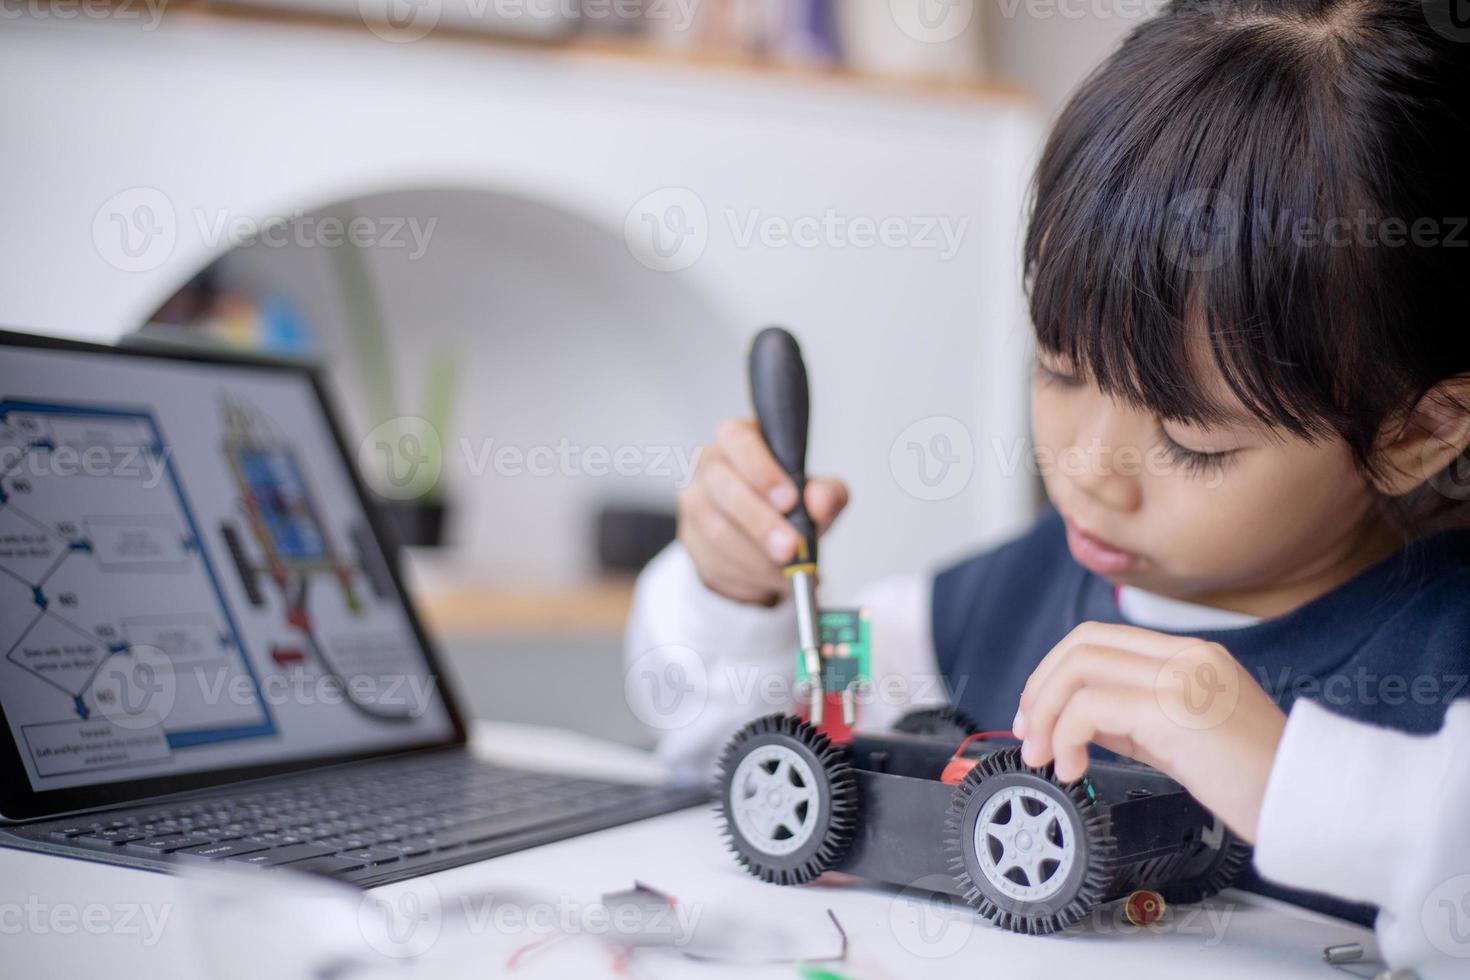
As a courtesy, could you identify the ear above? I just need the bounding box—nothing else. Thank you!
[1373,377,1470,497]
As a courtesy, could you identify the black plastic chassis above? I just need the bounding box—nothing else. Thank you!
[719,714,1248,935]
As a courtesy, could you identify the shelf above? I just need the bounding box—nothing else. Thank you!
[413,578,636,636]
[169,0,1030,107]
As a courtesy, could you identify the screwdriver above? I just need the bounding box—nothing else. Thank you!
[748,326,825,727]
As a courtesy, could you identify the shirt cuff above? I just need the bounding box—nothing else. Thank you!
[1254,699,1446,906]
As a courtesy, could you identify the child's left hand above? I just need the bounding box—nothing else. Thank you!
[1012,622,1286,843]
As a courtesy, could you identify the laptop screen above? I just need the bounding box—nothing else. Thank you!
[0,333,460,813]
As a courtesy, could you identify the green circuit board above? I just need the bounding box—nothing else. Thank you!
[795,607,872,694]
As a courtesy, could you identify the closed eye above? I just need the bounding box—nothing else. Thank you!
[1157,428,1239,479]
[1033,361,1084,388]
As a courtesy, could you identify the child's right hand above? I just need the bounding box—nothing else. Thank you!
[678,419,849,606]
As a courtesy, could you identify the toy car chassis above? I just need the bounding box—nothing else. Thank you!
[718,709,1251,935]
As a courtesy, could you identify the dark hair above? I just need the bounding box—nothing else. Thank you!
[1025,0,1470,524]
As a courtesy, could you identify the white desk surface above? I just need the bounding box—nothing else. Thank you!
[1,723,1375,980]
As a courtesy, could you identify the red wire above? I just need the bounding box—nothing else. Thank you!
[953,731,1017,755]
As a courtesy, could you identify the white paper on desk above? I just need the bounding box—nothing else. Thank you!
[179,864,401,980]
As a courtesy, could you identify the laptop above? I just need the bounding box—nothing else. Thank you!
[0,328,705,887]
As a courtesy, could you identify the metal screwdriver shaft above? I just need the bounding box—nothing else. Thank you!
[748,326,825,726]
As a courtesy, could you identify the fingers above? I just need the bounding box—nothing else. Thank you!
[1016,621,1201,735]
[1047,687,1159,782]
[1017,643,1159,768]
[701,456,800,563]
[716,419,797,511]
[677,494,786,604]
[806,478,849,532]
[677,418,850,605]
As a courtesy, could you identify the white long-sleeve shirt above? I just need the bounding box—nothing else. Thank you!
[1256,699,1470,979]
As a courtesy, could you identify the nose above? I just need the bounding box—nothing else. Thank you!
[1067,401,1143,514]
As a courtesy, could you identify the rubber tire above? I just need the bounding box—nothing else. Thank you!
[718,713,859,886]
[1159,820,1253,904]
[893,706,981,742]
[946,746,1116,935]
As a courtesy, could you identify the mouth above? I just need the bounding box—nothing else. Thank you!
[1064,518,1141,577]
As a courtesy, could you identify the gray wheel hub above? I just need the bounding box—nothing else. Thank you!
[730,744,820,856]
[973,784,1077,902]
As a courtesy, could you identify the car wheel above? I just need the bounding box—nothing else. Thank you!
[1159,817,1252,904]
[893,706,981,742]
[946,746,1115,934]
[718,713,859,885]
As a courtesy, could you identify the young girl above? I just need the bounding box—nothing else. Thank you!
[626,0,1470,952]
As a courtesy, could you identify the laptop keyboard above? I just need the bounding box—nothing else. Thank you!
[14,751,705,885]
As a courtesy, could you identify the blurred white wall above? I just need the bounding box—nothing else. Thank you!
[0,14,1044,597]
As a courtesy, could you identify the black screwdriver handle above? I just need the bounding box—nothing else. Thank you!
[749,326,817,570]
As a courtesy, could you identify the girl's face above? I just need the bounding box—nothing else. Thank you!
[1030,349,1388,613]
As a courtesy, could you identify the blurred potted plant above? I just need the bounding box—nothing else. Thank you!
[330,209,460,551]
